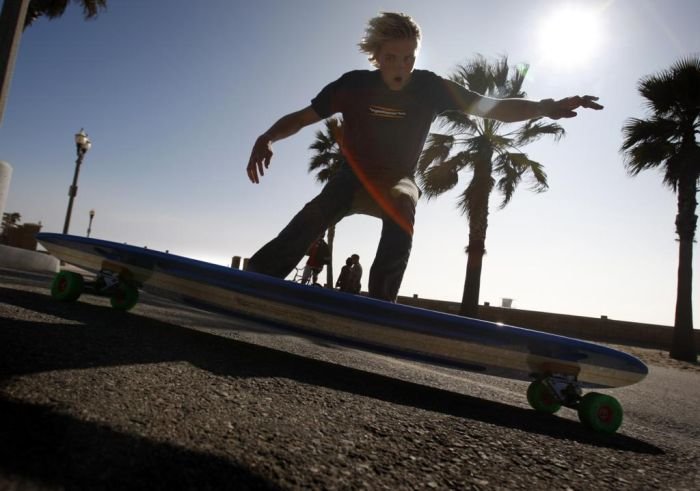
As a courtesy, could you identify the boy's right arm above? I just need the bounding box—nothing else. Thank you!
[246,106,322,184]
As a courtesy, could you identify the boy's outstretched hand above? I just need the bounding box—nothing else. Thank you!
[543,95,604,119]
[247,134,273,184]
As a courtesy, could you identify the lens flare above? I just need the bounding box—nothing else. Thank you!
[537,4,605,69]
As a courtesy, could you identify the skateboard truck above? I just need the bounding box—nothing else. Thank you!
[543,374,582,407]
[93,269,121,294]
[50,268,140,311]
[527,373,624,433]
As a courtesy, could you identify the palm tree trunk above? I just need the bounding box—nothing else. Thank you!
[460,236,485,318]
[670,172,697,362]
[325,224,335,288]
[459,154,493,318]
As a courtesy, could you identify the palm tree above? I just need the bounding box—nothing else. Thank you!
[0,212,21,244]
[24,0,107,28]
[419,55,565,318]
[621,56,700,363]
[308,117,347,288]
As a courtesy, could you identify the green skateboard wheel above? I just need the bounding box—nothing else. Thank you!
[110,282,139,311]
[50,271,84,302]
[578,392,623,433]
[527,380,562,414]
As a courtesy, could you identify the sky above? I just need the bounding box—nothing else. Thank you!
[1,0,699,328]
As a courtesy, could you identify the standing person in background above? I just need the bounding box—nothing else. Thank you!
[301,234,330,285]
[348,254,362,294]
[336,256,355,292]
[336,254,363,294]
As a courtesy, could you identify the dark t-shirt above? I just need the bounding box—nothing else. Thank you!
[311,69,480,184]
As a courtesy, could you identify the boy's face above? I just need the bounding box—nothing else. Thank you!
[375,37,418,91]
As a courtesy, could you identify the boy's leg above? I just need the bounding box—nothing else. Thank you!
[367,194,416,301]
[247,173,357,278]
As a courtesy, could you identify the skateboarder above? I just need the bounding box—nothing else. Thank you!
[245,11,603,302]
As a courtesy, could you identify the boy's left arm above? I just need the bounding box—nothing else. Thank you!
[474,94,603,122]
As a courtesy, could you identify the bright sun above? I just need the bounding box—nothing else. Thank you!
[537,5,604,69]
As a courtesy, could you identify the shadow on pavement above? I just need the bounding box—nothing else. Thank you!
[0,398,276,490]
[1,286,663,463]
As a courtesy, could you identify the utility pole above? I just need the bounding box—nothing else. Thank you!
[0,0,30,126]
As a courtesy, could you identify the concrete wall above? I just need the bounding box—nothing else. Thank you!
[397,295,700,351]
[0,244,59,273]
[3,222,41,250]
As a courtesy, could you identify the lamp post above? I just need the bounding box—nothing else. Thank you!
[62,129,91,235]
[87,209,95,237]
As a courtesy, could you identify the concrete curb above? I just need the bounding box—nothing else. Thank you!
[0,245,59,273]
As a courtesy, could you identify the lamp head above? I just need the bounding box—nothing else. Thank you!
[75,129,92,153]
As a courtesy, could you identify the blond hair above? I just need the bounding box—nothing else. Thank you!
[358,12,421,67]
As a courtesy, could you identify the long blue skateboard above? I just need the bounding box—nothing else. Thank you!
[37,233,648,433]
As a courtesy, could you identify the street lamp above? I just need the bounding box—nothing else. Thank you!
[62,128,91,235]
[87,209,95,237]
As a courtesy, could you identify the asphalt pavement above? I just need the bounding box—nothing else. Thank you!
[1,267,699,490]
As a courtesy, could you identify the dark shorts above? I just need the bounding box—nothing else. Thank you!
[247,169,417,301]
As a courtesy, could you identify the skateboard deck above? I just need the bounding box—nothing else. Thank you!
[37,233,648,433]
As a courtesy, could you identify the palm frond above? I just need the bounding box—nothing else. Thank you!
[437,110,479,135]
[621,117,679,150]
[483,133,511,150]
[314,167,334,184]
[623,139,675,175]
[493,153,522,207]
[621,117,680,180]
[507,63,529,98]
[526,160,549,191]
[515,120,565,146]
[493,153,548,208]
[308,130,334,153]
[25,0,106,28]
[491,56,510,94]
[456,185,472,218]
[451,54,492,95]
[489,55,527,99]
[418,133,454,172]
[638,56,700,119]
[308,117,347,183]
[80,0,106,18]
[419,154,464,199]
[308,153,330,173]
